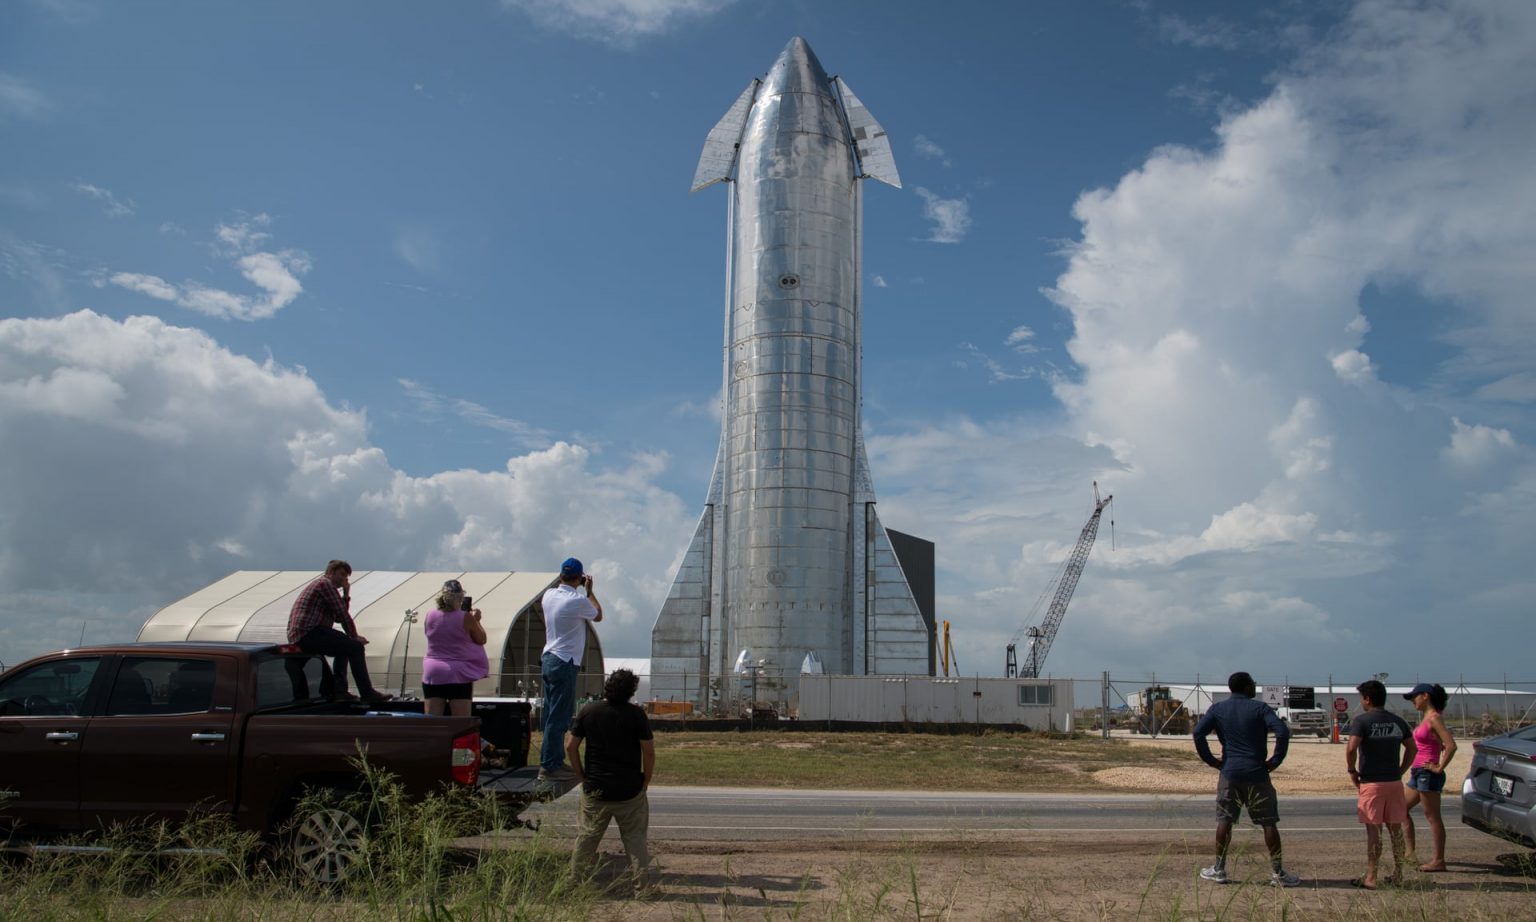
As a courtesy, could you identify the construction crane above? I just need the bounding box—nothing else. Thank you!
[1005,482,1114,678]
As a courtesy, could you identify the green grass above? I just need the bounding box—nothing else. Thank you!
[539,728,1193,791]
[0,760,599,922]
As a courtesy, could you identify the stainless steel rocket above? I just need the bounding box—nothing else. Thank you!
[650,37,933,710]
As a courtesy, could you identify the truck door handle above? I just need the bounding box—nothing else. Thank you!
[190,732,227,743]
[45,731,79,742]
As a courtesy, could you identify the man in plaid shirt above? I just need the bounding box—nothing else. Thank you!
[286,560,387,705]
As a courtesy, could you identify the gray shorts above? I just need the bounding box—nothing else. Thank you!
[1216,775,1280,825]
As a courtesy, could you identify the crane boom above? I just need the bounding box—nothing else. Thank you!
[1006,483,1113,678]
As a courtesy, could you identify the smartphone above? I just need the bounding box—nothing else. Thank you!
[461,595,473,612]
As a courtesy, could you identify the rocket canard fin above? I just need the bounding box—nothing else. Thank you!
[690,80,760,193]
[832,77,902,189]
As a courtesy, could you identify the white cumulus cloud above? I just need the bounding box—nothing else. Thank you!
[873,0,1536,678]
[913,134,952,167]
[0,73,49,120]
[914,187,971,244]
[1443,417,1516,469]
[501,0,735,45]
[109,217,311,321]
[73,182,135,217]
[0,311,694,661]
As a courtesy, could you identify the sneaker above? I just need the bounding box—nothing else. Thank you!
[538,764,580,782]
[1269,868,1301,887]
[1200,866,1228,884]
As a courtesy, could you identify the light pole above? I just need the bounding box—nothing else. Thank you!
[398,609,420,696]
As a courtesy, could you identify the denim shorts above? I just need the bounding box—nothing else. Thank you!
[1407,766,1446,793]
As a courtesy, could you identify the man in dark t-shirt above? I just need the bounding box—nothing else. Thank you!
[1191,671,1300,886]
[566,668,655,891]
[1345,679,1416,889]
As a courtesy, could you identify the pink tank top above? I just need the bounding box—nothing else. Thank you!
[422,609,489,685]
[1412,715,1443,769]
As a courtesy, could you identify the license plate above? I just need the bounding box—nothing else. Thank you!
[1493,774,1515,797]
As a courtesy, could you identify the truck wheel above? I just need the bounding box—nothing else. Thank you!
[286,802,367,885]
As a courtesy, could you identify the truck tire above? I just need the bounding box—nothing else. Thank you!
[284,795,368,886]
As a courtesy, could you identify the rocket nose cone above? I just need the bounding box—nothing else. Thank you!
[764,35,832,96]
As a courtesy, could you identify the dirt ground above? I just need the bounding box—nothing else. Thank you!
[567,737,1533,919]
[1094,733,1476,794]
[595,835,1535,920]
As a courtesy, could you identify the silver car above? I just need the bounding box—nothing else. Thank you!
[1462,723,1536,848]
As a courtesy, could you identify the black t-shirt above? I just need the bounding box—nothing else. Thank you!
[1349,708,1413,783]
[570,699,653,801]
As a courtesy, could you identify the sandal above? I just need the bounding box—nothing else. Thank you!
[1349,877,1377,890]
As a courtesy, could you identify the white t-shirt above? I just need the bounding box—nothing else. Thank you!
[541,584,598,664]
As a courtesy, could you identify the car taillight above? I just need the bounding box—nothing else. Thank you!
[452,731,481,785]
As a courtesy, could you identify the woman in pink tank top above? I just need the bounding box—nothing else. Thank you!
[1401,683,1457,872]
[421,579,489,717]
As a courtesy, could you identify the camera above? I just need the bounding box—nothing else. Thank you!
[461,595,473,612]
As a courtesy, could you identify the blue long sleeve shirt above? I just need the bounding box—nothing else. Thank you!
[1192,695,1290,783]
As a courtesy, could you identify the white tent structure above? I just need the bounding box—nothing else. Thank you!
[1172,683,1536,725]
[137,569,606,699]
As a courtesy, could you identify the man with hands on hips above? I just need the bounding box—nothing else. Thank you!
[1192,671,1300,887]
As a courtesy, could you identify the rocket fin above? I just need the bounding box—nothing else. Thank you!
[691,79,761,193]
[853,432,876,503]
[865,507,932,675]
[832,77,901,189]
[853,435,931,675]
[650,441,725,702]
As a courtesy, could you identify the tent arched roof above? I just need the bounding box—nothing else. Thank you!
[138,569,604,698]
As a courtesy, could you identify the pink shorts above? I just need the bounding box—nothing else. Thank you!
[1357,781,1408,825]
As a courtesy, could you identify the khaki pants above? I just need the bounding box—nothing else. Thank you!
[570,789,650,876]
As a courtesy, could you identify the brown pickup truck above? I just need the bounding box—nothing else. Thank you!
[0,641,537,882]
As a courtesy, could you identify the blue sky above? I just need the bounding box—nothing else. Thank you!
[2,0,1532,686]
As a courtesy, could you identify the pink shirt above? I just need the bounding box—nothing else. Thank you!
[422,609,489,686]
[1412,714,1444,769]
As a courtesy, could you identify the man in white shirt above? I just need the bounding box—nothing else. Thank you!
[538,557,603,781]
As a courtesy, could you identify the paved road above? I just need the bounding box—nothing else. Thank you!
[526,786,1494,843]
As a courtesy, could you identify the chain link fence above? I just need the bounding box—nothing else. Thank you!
[625,669,1536,737]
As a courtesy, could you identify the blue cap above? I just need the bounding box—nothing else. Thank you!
[1403,683,1435,700]
[560,557,584,578]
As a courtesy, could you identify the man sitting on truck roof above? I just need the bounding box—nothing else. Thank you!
[286,560,388,707]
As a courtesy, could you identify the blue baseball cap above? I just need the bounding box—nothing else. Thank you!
[1403,682,1435,700]
[560,557,584,578]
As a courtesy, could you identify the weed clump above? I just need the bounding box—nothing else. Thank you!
[0,759,585,920]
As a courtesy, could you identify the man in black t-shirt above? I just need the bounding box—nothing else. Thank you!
[1345,679,1416,889]
[566,668,656,890]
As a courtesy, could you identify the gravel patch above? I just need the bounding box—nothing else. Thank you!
[1094,734,1474,794]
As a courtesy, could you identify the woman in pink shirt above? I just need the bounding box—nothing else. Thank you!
[1402,682,1458,872]
[421,579,489,717]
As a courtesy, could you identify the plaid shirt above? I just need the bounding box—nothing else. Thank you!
[286,576,357,643]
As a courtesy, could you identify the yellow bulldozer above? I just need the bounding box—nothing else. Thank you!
[1134,686,1192,736]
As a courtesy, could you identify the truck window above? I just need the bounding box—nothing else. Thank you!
[104,657,217,716]
[0,658,102,716]
[254,654,328,710]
